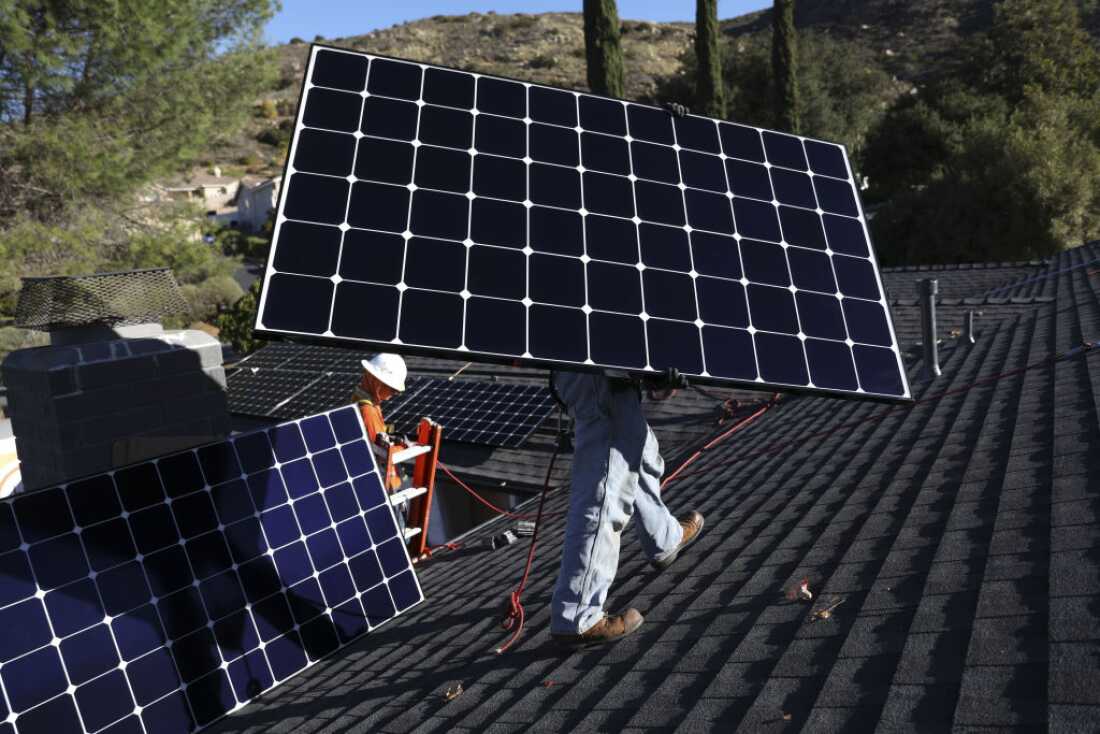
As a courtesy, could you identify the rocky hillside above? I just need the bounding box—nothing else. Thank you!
[200,0,1096,181]
[207,12,696,179]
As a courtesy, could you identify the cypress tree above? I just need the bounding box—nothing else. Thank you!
[772,0,801,133]
[583,0,625,98]
[695,0,727,118]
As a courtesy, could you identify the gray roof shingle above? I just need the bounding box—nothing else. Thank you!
[211,241,1100,733]
[880,260,1047,301]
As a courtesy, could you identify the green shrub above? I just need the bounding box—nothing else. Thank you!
[257,99,278,120]
[257,126,291,147]
[181,275,244,323]
[528,54,558,69]
[215,279,265,355]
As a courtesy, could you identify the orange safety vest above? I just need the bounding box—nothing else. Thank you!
[354,389,402,491]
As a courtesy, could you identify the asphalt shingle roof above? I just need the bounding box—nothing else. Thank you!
[879,260,1046,301]
[210,242,1100,733]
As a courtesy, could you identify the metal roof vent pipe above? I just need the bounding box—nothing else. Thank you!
[963,310,977,345]
[1,269,229,491]
[919,278,941,380]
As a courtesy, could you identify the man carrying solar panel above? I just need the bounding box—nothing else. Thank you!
[549,368,704,649]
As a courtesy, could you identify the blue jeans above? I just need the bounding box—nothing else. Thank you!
[550,372,684,634]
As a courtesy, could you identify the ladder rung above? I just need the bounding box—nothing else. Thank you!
[391,444,432,464]
[389,486,428,506]
[402,526,422,540]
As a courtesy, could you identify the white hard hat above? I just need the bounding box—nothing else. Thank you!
[361,353,407,392]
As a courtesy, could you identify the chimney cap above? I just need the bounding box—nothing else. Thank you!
[14,268,190,332]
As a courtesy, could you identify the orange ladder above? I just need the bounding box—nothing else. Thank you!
[383,418,442,562]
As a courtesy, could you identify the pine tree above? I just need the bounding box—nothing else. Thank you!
[583,0,625,98]
[980,0,1100,103]
[694,0,727,118]
[0,0,276,224]
[772,0,800,133]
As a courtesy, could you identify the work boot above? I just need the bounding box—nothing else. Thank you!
[652,511,705,571]
[551,609,644,650]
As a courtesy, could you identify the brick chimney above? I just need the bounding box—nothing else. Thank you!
[1,269,230,490]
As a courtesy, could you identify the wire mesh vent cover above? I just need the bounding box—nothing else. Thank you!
[14,268,190,331]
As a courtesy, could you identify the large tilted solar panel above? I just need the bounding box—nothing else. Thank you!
[256,45,911,402]
[0,406,422,734]
[385,378,556,448]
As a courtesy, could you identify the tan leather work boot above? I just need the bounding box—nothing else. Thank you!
[551,609,644,649]
[652,511,705,571]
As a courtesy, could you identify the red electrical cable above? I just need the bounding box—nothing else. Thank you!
[439,464,565,520]
[660,395,778,490]
[494,439,563,654]
[422,541,461,558]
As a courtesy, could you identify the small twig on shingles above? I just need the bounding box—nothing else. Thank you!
[443,683,463,701]
[811,597,845,621]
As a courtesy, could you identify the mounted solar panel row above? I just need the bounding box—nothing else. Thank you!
[0,406,422,734]
[256,45,911,402]
[228,344,555,447]
[226,368,325,419]
[384,378,556,448]
[228,344,371,420]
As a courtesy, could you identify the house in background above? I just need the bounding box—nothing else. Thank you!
[156,166,241,215]
[146,169,282,233]
[236,175,282,232]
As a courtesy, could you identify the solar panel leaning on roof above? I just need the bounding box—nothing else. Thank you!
[256,45,911,402]
[0,405,422,734]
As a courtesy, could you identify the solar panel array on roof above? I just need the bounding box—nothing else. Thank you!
[0,406,422,734]
[256,45,910,402]
[228,344,555,447]
[227,344,369,420]
[227,368,324,419]
[384,378,556,447]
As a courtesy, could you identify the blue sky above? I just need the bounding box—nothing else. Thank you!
[266,1,772,44]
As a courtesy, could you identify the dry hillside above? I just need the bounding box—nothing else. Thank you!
[200,0,1096,180]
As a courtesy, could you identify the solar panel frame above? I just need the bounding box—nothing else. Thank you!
[0,406,423,734]
[256,45,911,403]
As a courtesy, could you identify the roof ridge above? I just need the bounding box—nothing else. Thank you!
[880,259,1046,273]
[888,295,1056,307]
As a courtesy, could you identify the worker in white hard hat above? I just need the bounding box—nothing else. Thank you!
[353,353,407,491]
